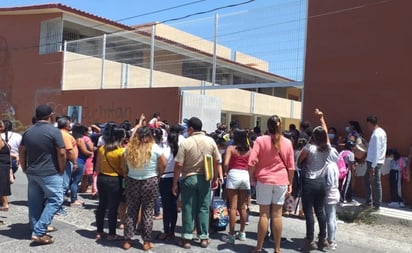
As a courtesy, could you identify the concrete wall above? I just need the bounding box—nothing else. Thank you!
[63,52,204,89]
[304,0,412,204]
[198,89,301,120]
[154,23,232,60]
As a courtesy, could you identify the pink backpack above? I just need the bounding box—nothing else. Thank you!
[337,150,351,180]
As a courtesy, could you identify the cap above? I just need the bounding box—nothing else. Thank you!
[35,104,53,120]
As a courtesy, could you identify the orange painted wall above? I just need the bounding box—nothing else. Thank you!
[0,13,63,127]
[304,0,412,203]
[38,88,181,126]
[0,13,181,129]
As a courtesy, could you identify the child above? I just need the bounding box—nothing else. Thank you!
[325,157,340,250]
[339,141,356,204]
[387,149,408,208]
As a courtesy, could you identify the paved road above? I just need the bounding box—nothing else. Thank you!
[0,170,411,253]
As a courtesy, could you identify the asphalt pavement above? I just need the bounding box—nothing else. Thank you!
[0,170,411,253]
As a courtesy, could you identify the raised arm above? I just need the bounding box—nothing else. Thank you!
[130,113,146,139]
[315,108,330,144]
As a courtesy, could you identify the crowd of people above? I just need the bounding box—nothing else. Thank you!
[0,104,409,252]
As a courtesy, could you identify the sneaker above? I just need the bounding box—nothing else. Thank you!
[221,234,235,244]
[388,202,400,208]
[235,231,246,241]
[327,241,337,250]
[399,202,405,208]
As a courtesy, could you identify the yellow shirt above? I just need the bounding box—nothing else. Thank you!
[97,146,124,177]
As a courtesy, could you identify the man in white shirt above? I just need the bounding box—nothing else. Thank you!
[364,115,387,210]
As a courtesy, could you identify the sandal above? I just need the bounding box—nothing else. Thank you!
[153,215,163,220]
[95,232,106,241]
[178,239,191,249]
[70,201,83,208]
[143,241,154,251]
[123,240,132,250]
[200,239,209,248]
[31,234,54,245]
[47,226,58,233]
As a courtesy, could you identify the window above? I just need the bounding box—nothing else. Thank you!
[39,18,63,54]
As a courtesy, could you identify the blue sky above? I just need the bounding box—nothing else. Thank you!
[1,0,307,80]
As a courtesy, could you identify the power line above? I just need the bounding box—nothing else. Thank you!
[114,0,207,22]
[159,0,255,24]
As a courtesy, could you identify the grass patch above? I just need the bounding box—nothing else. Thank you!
[337,205,378,224]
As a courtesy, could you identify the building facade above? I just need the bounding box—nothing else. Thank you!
[304,0,412,203]
[0,3,302,132]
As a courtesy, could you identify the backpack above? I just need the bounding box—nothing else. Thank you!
[337,150,351,180]
[210,185,228,232]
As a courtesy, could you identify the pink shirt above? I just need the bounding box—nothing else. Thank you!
[248,135,295,185]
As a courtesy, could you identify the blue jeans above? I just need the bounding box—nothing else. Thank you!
[27,173,63,237]
[62,161,73,195]
[325,203,337,242]
[364,162,382,207]
[70,161,85,202]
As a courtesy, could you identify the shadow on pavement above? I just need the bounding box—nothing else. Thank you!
[283,237,306,252]
[0,222,31,240]
[217,240,256,252]
[8,200,28,206]
[75,228,96,240]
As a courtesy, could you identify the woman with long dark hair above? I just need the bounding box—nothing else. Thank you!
[298,109,338,251]
[0,120,21,176]
[155,127,180,241]
[0,120,12,213]
[248,116,295,253]
[71,123,93,207]
[122,122,166,251]
[221,128,251,244]
[95,123,126,240]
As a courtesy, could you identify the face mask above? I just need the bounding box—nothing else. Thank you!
[328,133,335,140]
[345,126,351,133]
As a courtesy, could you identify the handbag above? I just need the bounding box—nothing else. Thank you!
[278,147,302,197]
